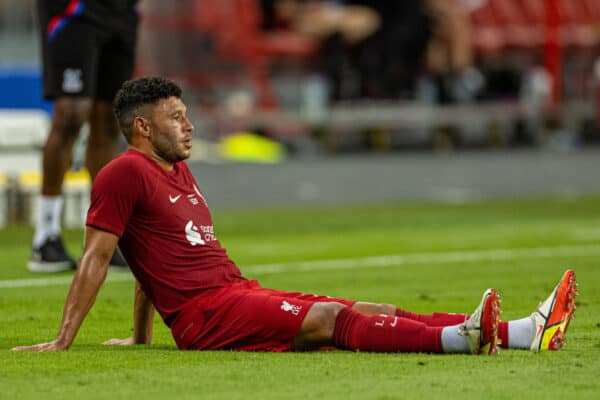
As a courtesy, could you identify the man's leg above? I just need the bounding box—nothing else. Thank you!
[29,97,93,272]
[352,302,468,326]
[84,100,128,268]
[295,302,445,352]
[32,1,103,272]
[351,302,524,350]
[351,270,578,352]
[294,288,501,355]
[41,98,93,195]
[85,101,120,179]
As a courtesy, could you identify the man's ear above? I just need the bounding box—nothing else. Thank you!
[133,116,151,138]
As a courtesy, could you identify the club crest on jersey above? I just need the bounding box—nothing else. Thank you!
[187,194,199,205]
[62,68,83,93]
[182,185,208,207]
[281,300,302,316]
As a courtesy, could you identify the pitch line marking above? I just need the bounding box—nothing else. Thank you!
[1,243,599,289]
[247,243,600,274]
[0,273,132,289]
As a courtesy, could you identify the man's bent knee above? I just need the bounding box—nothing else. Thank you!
[52,98,93,139]
[293,302,346,350]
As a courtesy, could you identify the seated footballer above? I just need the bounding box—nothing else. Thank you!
[13,77,577,355]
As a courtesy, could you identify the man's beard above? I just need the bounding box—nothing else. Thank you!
[153,135,189,163]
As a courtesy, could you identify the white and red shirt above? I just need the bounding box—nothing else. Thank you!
[86,150,245,324]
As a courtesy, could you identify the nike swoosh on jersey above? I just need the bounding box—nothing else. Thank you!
[169,194,182,203]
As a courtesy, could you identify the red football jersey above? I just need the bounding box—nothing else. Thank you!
[86,150,245,324]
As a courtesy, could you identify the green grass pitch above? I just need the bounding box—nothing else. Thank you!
[1,196,599,399]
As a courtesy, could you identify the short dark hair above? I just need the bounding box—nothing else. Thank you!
[113,77,182,141]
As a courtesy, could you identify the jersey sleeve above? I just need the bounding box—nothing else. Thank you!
[86,158,141,237]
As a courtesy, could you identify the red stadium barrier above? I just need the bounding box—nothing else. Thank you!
[138,0,317,109]
[471,0,600,51]
[470,0,600,107]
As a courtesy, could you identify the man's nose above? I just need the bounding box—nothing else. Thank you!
[184,116,194,132]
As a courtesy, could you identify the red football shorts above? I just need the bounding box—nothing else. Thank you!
[170,279,355,352]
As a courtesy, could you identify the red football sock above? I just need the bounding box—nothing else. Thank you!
[332,307,443,353]
[498,321,509,349]
[395,308,468,327]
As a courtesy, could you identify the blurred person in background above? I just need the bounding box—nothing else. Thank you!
[424,0,486,103]
[261,0,380,40]
[29,0,139,272]
[261,0,436,101]
[260,0,381,101]
[346,0,433,99]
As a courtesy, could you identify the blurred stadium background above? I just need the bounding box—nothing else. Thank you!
[1,0,600,225]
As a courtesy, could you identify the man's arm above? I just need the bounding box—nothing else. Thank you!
[103,280,155,345]
[12,227,117,352]
[132,280,154,343]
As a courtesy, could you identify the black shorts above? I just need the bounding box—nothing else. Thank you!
[37,0,139,101]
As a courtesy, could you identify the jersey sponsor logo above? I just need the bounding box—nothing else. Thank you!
[185,221,206,246]
[169,194,182,203]
[62,68,83,93]
[280,300,302,316]
[185,220,217,245]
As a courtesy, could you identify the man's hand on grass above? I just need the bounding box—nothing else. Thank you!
[12,340,69,352]
[103,337,136,345]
